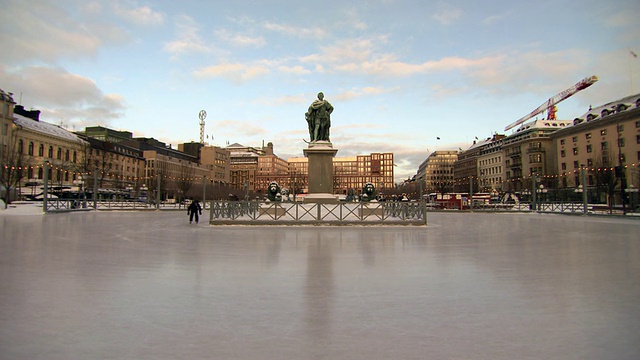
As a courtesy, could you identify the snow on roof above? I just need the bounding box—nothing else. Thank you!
[577,93,640,122]
[0,88,15,102]
[466,138,490,151]
[515,119,572,132]
[226,143,245,148]
[13,114,85,144]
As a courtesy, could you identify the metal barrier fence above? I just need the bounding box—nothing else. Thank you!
[42,197,634,218]
[209,201,428,225]
[45,199,169,212]
[468,202,586,214]
[535,202,587,214]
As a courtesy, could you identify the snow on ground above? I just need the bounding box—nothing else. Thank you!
[0,201,45,216]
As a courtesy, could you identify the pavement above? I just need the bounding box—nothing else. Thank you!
[1,209,639,360]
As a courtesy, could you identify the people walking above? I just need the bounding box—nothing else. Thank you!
[187,200,202,224]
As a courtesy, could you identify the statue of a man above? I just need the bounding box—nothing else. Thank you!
[305,92,333,142]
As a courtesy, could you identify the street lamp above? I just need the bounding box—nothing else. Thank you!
[536,184,548,210]
[625,184,638,212]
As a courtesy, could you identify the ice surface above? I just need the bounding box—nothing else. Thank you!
[1,211,639,359]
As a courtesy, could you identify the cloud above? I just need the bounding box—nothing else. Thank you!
[432,4,463,25]
[263,22,327,39]
[216,120,268,138]
[114,2,164,26]
[272,94,308,105]
[193,63,270,83]
[0,0,127,64]
[214,29,266,47]
[300,37,503,77]
[301,38,376,65]
[334,86,399,101]
[0,65,125,127]
[467,49,591,95]
[277,65,312,75]
[163,15,212,57]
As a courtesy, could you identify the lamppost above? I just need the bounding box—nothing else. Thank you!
[140,184,148,204]
[202,175,207,206]
[490,189,499,203]
[522,188,531,203]
[536,184,548,211]
[625,184,638,212]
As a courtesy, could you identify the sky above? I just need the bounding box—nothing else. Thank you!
[1,0,639,183]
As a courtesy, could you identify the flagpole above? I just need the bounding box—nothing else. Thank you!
[631,48,634,94]
[630,48,638,94]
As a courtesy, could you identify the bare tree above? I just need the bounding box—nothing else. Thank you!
[176,162,195,202]
[146,159,170,202]
[0,130,29,206]
[592,149,617,212]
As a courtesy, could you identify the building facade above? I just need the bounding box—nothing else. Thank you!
[477,134,505,192]
[502,119,572,192]
[416,150,458,194]
[1,89,16,167]
[200,145,231,186]
[12,110,87,188]
[286,152,395,197]
[255,142,289,193]
[453,140,486,193]
[78,135,145,191]
[549,96,640,199]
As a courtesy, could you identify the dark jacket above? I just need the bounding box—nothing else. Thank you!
[187,201,202,215]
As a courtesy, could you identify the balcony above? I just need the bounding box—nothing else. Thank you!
[527,146,545,154]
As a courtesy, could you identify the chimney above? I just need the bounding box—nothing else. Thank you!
[14,105,41,121]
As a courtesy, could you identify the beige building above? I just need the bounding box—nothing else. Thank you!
[111,137,205,200]
[550,95,640,194]
[12,108,87,188]
[200,145,231,186]
[286,152,395,196]
[78,135,145,191]
[1,89,16,166]
[227,143,263,193]
[477,134,505,192]
[453,140,486,193]
[416,150,458,194]
[256,142,289,193]
[502,119,572,192]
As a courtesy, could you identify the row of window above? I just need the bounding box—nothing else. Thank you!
[17,140,77,162]
[478,156,502,166]
[560,121,640,145]
[560,137,639,157]
[560,152,637,171]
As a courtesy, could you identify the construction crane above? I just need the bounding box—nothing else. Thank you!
[504,75,598,131]
[199,110,207,144]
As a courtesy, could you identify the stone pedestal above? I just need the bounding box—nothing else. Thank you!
[303,142,339,203]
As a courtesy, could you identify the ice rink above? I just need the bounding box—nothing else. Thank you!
[1,209,639,359]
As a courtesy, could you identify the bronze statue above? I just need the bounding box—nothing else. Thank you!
[305,92,333,142]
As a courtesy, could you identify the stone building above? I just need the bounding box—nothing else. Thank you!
[12,107,87,188]
[286,152,395,197]
[502,119,572,192]
[549,93,640,203]
[477,134,505,192]
[416,150,458,194]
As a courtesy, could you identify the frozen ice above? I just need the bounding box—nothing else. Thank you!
[1,210,639,359]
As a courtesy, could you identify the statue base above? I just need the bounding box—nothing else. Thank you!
[305,140,333,149]
[303,143,338,203]
[303,193,340,204]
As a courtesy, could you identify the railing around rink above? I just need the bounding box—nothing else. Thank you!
[208,201,428,226]
[535,202,587,214]
[45,198,158,212]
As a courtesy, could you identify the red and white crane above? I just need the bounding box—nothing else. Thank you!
[504,75,598,131]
